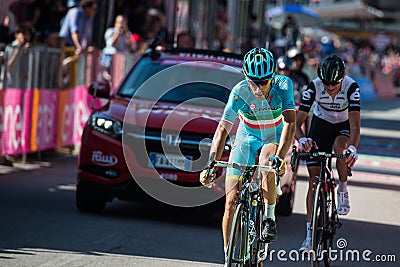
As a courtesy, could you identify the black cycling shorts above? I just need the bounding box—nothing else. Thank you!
[306,115,350,167]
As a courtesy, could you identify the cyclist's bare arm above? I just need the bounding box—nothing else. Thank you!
[346,110,361,167]
[276,110,296,159]
[295,110,314,152]
[348,111,360,149]
[209,120,233,162]
[295,110,308,141]
[199,120,233,185]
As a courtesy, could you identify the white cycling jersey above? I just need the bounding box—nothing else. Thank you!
[299,76,361,124]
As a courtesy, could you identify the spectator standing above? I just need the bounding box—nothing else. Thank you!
[0,15,12,44]
[285,47,310,105]
[281,15,298,48]
[32,0,63,40]
[213,10,231,51]
[320,35,336,58]
[143,4,167,44]
[59,0,97,55]
[8,25,33,55]
[102,14,133,82]
[104,14,133,53]
[176,32,194,48]
[42,31,60,48]
[8,0,40,29]
[5,25,33,88]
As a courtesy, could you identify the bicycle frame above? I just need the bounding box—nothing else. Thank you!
[291,146,350,267]
[211,161,278,267]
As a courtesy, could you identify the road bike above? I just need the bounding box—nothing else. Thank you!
[291,146,351,267]
[206,159,281,267]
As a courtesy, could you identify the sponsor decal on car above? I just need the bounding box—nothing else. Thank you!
[160,173,178,181]
[91,150,118,166]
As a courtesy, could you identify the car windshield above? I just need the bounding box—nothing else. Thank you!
[118,57,243,108]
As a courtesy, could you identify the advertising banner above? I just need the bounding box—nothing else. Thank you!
[30,89,60,151]
[1,88,33,155]
[57,86,92,148]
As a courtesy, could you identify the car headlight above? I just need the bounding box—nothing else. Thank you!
[90,113,123,138]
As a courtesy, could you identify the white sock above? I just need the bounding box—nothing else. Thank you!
[338,181,348,192]
[264,204,276,221]
[306,222,311,239]
[224,245,227,255]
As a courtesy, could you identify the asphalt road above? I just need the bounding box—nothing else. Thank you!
[0,154,399,267]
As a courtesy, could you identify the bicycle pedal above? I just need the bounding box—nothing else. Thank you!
[258,251,268,262]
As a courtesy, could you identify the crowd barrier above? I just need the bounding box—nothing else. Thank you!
[0,44,138,157]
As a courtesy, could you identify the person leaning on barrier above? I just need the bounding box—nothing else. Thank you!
[59,0,97,56]
[199,47,296,266]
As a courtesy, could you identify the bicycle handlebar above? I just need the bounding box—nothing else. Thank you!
[291,146,352,177]
[211,160,275,173]
[295,151,345,159]
[208,160,282,195]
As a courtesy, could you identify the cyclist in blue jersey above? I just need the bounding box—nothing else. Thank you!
[200,47,296,264]
[295,54,361,252]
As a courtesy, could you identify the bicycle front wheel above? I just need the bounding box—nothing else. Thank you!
[311,183,329,267]
[227,202,249,267]
[250,199,266,267]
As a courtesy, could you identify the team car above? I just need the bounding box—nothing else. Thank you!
[76,47,297,215]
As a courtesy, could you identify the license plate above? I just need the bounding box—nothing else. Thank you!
[149,153,192,171]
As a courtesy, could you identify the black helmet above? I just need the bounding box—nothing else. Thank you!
[317,54,345,85]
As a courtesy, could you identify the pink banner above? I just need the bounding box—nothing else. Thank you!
[30,89,60,151]
[57,86,92,147]
[0,90,3,156]
[1,88,32,155]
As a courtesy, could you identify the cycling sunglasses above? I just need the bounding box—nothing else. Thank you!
[322,78,343,86]
[248,78,272,86]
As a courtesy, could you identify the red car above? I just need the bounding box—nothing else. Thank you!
[76,47,296,215]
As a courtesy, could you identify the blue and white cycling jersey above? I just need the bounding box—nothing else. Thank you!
[222,75,295,178]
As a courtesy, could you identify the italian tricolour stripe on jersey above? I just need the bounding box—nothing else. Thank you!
[238,109,282,129]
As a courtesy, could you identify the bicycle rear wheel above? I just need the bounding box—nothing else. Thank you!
[311,183,329,267]
[323,184,340,266]
[227,202,249,267]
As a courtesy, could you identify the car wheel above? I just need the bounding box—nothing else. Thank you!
[76,183,106,213]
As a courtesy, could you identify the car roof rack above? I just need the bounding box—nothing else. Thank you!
[168,47,243,60]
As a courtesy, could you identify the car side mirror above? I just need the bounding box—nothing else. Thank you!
[88,81,111,99]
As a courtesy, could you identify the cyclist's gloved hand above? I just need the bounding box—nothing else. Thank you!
[299,137,314,152]
[199,166,217,188]
[344,145,358,168]
[270,155,287,176]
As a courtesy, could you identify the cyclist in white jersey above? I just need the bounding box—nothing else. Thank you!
[295,54,361,252]
[199,47,296,264]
